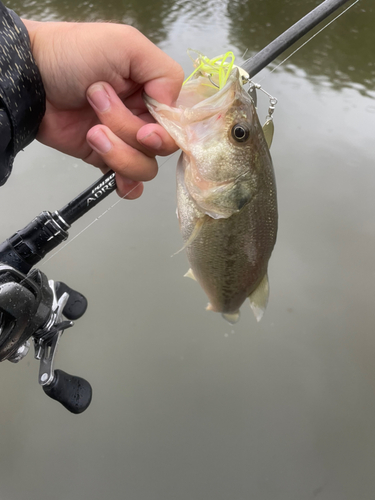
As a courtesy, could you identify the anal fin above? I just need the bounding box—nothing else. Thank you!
[249,273,269,322]
[221,311,240,324]
[206,303,240,324]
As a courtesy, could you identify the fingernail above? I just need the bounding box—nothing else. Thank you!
[116,178,142,199]
[87,84,110,112]
[87,129,112,154]
[122,179,140,196]
[139,132,163,150]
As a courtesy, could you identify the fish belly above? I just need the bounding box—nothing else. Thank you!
[177,154,277,314]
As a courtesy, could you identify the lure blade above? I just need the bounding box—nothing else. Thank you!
[262,119,274,149]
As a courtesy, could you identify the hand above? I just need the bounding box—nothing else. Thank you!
[23,20,184,199]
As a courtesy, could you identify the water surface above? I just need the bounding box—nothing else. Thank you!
[1,1,374,499]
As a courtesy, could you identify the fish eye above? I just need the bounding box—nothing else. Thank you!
[231,123,250,142]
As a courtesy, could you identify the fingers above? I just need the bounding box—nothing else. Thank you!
[137,123,179,155]
[87,82,179,156]
[86,124,158,180]
[82,149,144,200]
[86,124,156,199]
[124,27,185,105]
[115,177,144,200]
[86,83,158,200]
[87,82,149,155]
[85,31,185,201]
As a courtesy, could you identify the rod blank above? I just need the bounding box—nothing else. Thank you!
[60,0,354,228]
[242,0,351,78]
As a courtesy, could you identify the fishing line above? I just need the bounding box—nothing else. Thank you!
[40,152,178,268]
[256,0,360,84]
[241,48,249,60]
[39,182,139,268]
[40,0,359,267]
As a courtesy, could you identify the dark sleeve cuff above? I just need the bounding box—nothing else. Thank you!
[0,4,46,185]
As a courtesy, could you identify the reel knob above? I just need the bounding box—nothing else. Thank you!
[42,369,92,414]
[55,281,88,320]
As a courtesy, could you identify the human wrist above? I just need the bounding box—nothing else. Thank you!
[21,19,41,52]
[0,4,45,184]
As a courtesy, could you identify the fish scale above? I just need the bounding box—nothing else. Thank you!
[145,67,278,323]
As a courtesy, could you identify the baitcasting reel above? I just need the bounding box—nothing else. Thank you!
[0,0,351,414]
[0,263,92,413]
[0,173,117,414]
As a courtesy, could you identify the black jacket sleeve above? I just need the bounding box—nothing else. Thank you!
[0,4,46,185]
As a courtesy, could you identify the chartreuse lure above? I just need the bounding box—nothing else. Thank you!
[183,50,276,148]
[183,50,249,89]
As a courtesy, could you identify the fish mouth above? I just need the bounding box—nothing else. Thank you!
[144,69,243,122]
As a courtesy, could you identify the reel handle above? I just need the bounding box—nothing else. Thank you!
[42,369,92,414]
[55,281,88,320]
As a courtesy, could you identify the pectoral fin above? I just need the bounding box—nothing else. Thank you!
[249,273,269,322]
[172,215,207,257]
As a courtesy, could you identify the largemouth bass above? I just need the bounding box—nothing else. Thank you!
[145,65,277,323]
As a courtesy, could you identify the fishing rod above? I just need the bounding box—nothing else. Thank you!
[0,0,355,413]
[0,0,353,273]
[242,0,352,77]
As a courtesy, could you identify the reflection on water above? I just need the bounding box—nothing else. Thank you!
[9,0,181,42]
[227,0,374,95]
[9,0,375,92]
[9,0,232,44]
[2,1,375,499]
[9,0,372,93]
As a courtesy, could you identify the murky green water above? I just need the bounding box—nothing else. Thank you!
[1,1,374,499]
